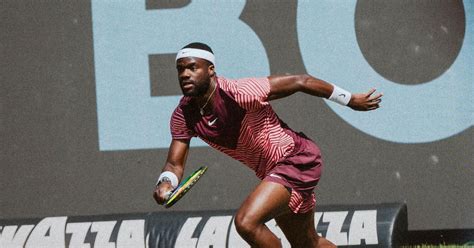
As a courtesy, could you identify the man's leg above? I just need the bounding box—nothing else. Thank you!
[234,180,291,247]
[275,210,337,248]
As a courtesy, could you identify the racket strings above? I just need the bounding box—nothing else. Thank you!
[165,166,208,208]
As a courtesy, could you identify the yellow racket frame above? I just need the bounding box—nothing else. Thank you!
[164,166,208,208]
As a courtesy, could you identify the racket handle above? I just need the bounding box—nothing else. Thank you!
[164,190,173,201]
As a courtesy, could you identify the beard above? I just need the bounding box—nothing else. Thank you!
[181,78,211,97]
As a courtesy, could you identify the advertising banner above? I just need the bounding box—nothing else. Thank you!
[0,203,407,248]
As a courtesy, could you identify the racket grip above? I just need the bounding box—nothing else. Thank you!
[164,190,173,201]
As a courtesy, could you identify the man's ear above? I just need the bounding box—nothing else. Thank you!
[208,64,215,77]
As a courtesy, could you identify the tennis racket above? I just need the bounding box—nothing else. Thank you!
[164,166,208,208]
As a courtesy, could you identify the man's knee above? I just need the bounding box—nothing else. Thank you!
[234,211,258,238]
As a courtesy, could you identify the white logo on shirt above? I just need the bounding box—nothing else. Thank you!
[208,118,218,126]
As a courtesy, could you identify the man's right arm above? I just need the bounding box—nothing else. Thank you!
[153,138,190,205]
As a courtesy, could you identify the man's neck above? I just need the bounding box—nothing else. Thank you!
[196,77,217,113]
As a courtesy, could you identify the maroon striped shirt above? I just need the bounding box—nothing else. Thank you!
[170,76,296,179]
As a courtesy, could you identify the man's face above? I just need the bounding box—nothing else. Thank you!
[176,57,214,97]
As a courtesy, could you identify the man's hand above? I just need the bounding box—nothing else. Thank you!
[348,89,383,111]
[153,182,174,205]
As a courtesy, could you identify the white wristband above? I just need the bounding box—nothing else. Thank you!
[156,171,179,189]
[329,84,352,106]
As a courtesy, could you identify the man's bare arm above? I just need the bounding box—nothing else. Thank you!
[267,74,382,111]
[153,139,190,204]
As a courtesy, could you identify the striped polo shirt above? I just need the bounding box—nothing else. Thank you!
[170,76,296,179]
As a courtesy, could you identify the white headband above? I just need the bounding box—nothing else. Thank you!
[176,48,215,65]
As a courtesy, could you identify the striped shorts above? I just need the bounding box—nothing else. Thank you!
[264,132,323,213]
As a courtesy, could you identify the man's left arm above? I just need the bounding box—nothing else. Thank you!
[267,74,382,111]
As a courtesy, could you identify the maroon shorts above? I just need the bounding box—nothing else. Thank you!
[264,131,323,213]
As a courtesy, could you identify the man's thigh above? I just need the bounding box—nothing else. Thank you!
[275,210,318,245]
[236,180,291,224]
[275,210,337,247]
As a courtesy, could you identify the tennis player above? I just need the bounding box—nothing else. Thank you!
[153,42,382,247]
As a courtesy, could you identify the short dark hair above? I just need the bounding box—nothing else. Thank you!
[182,42,214,54]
